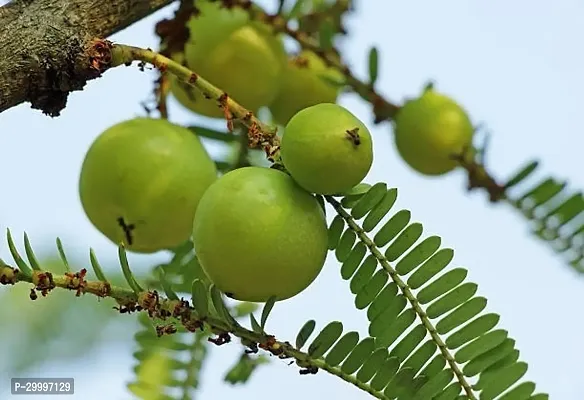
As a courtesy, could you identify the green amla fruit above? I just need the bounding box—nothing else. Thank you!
[269,50,343,126]
[192,166,328,302]
[178,0,286,118]
[281,103,374,195]
[79,117,217,253]
[393,88,475,176]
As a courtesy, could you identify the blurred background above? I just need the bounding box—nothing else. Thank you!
[1,0,583,399]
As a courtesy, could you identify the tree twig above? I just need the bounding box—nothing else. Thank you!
[0,263,388,400]
[226,0,510,202]
[104,42,281,162]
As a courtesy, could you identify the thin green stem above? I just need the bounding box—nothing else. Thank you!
[325,196,476,399]
[107,42,281,163]
[311,358,388,399]
[0,263,385,399]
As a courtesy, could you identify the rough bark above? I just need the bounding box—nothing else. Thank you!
[0,0,175,116]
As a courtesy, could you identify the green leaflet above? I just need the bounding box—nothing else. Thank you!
[191,279,210,319]
[0,234,144,378]
[224,353,269,385]
[295,320,316,350]
[260,295,277,330]
[309,185,547,399]
[324,331,360,367]
[504,160,584,273]
[367,47,379,86]
[308,321,343,359]
[341,337,376,375]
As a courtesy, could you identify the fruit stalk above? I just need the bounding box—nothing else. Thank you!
[108,43,281,162]
[0,263,387,400]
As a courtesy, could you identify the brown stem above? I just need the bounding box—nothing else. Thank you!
[0,0,175,116]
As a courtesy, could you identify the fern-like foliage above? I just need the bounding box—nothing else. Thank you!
[282,183,548,399]
[1,185,552,400]
[503,160,584,273]
[135,242,264,398]
[0,230,269,400]
[127,313,209,400]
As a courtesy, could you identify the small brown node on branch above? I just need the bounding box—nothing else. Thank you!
[258,335,283,356]
[157,62,168,74]
[32,271,55,297]
[0,266,18,285]
[174,298,203,331]
[345,127,361,146]
[188,73,199,84]
[449,146,506,203]
[172,298,191,318]
[156,323,178,337]
[139,290,160,317]
[292,54,310,68]
[184,318,204,332]
[243,111,254,122]
[208,332,231,346]
[247,121,262,148]
[97,281,112,298]
[371,95,386,122]
[276,341,294,359]
[87,39,113,74]
[64,268,88,297]
[219,93,235,132]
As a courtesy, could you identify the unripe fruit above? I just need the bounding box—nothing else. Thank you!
[281,103,374,195]
[181,1,286,118]
[393,89,474,176]
[193,166,328,302]
[79,117,217,253]
[269,50,343,126]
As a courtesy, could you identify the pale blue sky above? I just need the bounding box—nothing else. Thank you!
[1,1,583,399]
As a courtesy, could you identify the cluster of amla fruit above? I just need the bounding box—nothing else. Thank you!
[78,103,373,303]
[168,0,343,126]
[167,1,476,177]
[80,1,476,303]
